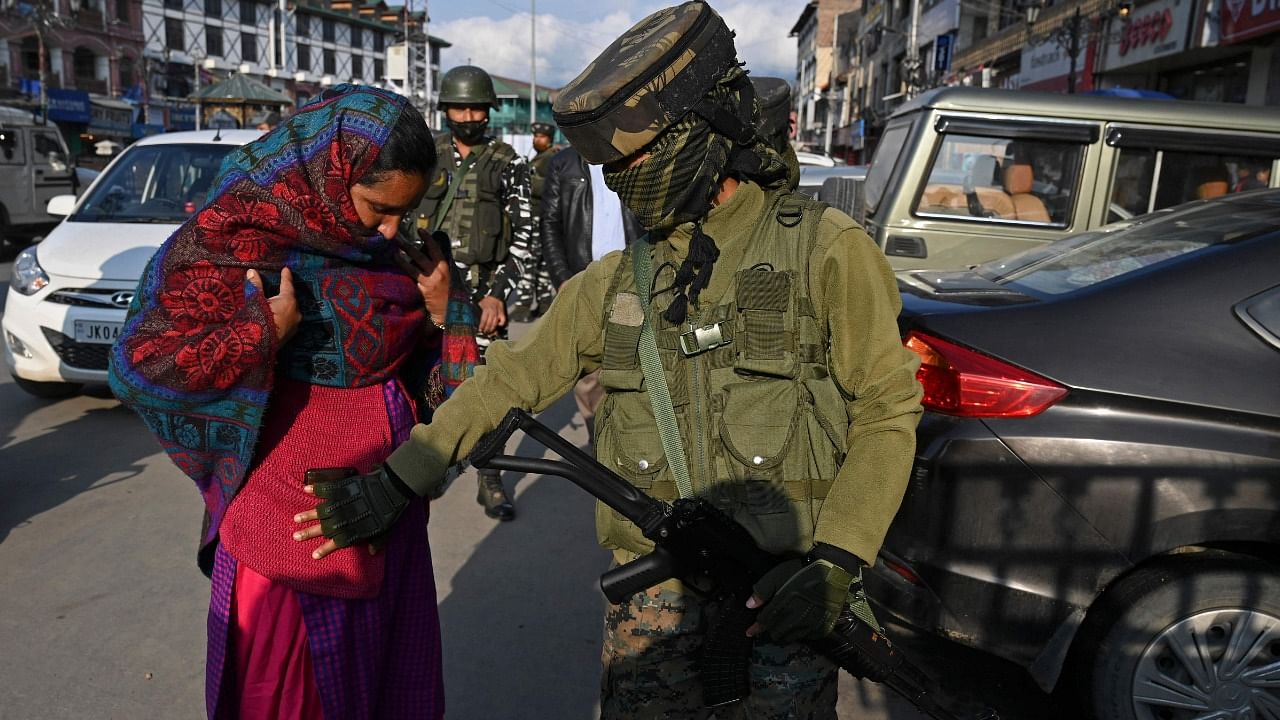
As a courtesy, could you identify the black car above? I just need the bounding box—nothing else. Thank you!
[868,190,1280,719]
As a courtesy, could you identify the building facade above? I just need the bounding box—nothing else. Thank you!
[822,0,1280,162]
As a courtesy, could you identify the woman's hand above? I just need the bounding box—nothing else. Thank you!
[247,267,301,343]
[396,231,450,330]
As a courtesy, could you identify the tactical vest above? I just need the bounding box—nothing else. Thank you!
[415,133,516,267]
[594,190,851,557]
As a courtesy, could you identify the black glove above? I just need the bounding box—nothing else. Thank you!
[752,544,868,645]
[307,465,415,549]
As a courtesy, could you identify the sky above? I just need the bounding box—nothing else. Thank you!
[421,0,811,89]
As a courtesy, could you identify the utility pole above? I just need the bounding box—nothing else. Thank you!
[529,0,537,128]
[905,0,922,97]
[1065,7,1081,95]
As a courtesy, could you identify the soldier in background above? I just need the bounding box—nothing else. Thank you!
[511,121,560,321]
[413,64,534,522]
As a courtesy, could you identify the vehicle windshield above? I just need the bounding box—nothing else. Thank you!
[974,195,1280,295]
[72,143,236,223]
[864,119,913,215]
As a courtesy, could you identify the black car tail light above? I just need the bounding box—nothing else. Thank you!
[903,331,1068,418]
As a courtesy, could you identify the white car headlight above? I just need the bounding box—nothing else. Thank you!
[12,245,50,296]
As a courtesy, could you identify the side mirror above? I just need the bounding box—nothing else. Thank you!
[46,194,77,217]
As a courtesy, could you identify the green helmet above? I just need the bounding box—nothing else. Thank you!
[438,65,498,108]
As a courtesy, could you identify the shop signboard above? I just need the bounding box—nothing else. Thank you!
[169,105,196,130]
[1017,37,1091,91]
[1221,0,1280,43]
[89,99,134,137]
[47,88,91,124]
[1103,0,1191,70]
[935,34,954,72]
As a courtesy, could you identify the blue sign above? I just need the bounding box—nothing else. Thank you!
[169,105,196,130]
[48,88,92,124]
[935,34,954,73]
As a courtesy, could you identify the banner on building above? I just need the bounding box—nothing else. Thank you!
[47,89,92,124]
[935,34,954,72]
[1221,0,1280,43]
[1102,0,1191,70]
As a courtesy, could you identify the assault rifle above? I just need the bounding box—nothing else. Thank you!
[469,408,997,720]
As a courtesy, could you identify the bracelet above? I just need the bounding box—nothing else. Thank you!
[429,314,447,331]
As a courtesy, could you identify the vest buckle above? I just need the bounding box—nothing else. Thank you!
[679,322,729,357]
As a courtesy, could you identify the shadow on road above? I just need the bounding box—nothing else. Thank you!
[0,384,155,545]
[433,395,612,719]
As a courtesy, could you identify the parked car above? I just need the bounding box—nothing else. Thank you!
[0,105,77,252]
[845,87,1280,271]
[3,129,260,398]
[866,189,1280,719]
[795,150,839,167]
[797,164,867,202]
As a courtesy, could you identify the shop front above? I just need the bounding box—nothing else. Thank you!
[46,88,92,156]
[85,96,135,164]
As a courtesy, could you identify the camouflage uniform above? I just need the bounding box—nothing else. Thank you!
[601,554,839,720]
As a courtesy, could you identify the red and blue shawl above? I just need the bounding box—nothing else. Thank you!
[109,85,478,573]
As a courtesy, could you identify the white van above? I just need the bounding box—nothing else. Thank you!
[0,105,77,251]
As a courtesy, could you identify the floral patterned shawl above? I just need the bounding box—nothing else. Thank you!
[109,86,478,564]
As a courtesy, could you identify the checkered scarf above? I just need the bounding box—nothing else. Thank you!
[604,67,788,324]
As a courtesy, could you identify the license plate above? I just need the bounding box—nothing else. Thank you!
[73,320,123,345]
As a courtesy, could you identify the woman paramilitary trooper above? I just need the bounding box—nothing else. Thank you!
[293,2,923,716]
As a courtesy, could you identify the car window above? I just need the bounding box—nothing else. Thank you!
[72,143,237,223]
[1108,148,1277,222]
[0,128,24,165]
[976,197,1279,295]
[31,129,65,167]
[865,119,912,215]
[914,133,1084,227]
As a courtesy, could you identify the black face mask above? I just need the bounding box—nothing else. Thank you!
[448,119,488,145]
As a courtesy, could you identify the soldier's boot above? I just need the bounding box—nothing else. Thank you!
[476,469,515,521]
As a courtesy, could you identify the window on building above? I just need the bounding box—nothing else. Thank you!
[323,49,335,75]
[115,0,130,23]
[164,0,181,9]
[242,33,257,63]
[323,18,335,42]
[914,133,1086,227]
[351,54,362,79]
[165,17,184,50]
[373,58,383,81]
[206,26,223,57]
[297,13,309,37]
[298,43,310,70]
[204,0,219,17]
[373,32,383,53]
[239,0,255,25]
[351,26,362,48]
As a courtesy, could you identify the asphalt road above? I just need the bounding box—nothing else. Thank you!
[0,255,1059,719]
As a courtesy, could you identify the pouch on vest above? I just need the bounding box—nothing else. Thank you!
[599,291,645,392]
[733,267,799,378]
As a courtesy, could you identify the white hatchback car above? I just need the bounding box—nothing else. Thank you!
[3,129,260,398]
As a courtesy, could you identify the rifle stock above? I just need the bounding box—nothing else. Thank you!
[468,409,997,720]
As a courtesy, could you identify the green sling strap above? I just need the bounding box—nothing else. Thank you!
[436,151,478,229]
[631,241,695,500]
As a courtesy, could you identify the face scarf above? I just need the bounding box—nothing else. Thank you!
[604,67,789,324]
[109,85,480,562]
[447,117,489,145]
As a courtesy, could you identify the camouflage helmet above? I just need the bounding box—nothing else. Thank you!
[552,1,739,165]
[438,65,499,108]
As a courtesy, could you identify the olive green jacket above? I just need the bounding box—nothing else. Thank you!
[387,180,922,564]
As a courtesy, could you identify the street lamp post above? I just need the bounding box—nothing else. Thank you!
[1024,1,1086,94]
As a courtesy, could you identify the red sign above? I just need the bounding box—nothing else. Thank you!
[1120,9,1174,55]
[1221,0,1280,44]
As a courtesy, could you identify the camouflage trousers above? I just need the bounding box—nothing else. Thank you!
[511,230,557,317]
[600,577,839,720]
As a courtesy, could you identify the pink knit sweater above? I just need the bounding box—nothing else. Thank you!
[220,376,404,599]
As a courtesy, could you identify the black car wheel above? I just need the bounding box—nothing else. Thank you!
[1077,554,1280,720]
[12,375,83,399]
